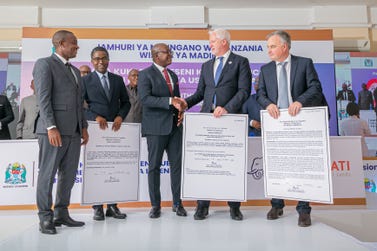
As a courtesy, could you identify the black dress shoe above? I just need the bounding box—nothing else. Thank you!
[106,205,127,219]
[39,220,57,235]
[194,207,208,220]
[230,207,243,221]
[149,207,161,219]
[267,207,283,220]
[298,213,311,227]
[54,215,85,227]
[172,204,187,217]
[93,207,105,221]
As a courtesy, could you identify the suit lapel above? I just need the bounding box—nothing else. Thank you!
[215,52,234,86]
[290,55,298,93]
[152,64,173,96]
[51,54,77,87]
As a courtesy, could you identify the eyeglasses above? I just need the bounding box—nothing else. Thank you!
[158,50,174,56]
[92,57,109,62]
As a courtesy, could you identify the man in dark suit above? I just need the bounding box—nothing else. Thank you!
[257,30,324,227]
[82,46,131,221]
[125,69,142,123]
[0,94,14,139]
[32,30,89,234]
[242,81,262,136]
[336,83,356,102]
[138,43,187,219]
[178,28,251,221]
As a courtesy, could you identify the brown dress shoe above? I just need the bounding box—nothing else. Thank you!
[298,213,311,227]
[267,207,283,220]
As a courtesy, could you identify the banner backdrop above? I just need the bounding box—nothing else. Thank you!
[20,28,337,135]
[0,136,365,206]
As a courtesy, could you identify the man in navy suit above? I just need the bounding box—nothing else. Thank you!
[242,81,262,136]
[138,43,187,219]
[178,28,251,221]
[257,30,324,227]
[82,46,130,221]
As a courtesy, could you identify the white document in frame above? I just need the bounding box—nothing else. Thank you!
[261,106,333,204]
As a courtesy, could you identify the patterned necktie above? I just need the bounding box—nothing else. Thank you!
[65,63,77,84]
[214,56,224,86]
[163,68,173,97]
[278,62,289,108]
[101,75,110,100]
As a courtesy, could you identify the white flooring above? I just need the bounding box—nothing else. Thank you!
[1,204,377,251]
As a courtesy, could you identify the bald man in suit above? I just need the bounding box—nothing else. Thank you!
[257,30,323,227]
[33,30,89,235]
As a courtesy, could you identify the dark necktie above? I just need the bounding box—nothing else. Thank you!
[163,68,173,97]
[65,63,77,84]
[278,62,289,108]
[101,75,111,100]
[213,57,224,107]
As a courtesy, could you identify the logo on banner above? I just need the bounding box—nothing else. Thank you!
[4,162,27,184]
[332,160,351,177]
[247,157,263,180]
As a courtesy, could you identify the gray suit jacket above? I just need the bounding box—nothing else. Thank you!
[33,54,87,135]
[138,64,180,136]
[186,52,251,113]
[257,55,323,109]
[16,94,38,139]
[125,85,142,123]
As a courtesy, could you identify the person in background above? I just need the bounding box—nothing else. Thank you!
[33,30,89,235]
[79,65,91,77]
[125,69,142,123]
[82,46,130,221]
[0,94,15,139]
[257,30,324,227]
[358,83,373,110]
[16,79,38,139]
[242,80,262,136]
[337,83,356,102]
[138,43,187,219]
[340,102,371,157]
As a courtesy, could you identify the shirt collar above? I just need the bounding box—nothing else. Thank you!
[95,70,108,79]
[275,54,291,66]
[54,52,69,65]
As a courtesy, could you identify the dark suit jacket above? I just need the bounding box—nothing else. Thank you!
[257,55,323,109]
[242,94,262,136]
[82,71,130,122]
[138,64,180,136]
[33,54,88,135]
[0,95,14,139]
[186,52,251,113]
[336,89,356,102]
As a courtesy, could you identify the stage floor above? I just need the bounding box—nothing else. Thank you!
[0,205,376,251]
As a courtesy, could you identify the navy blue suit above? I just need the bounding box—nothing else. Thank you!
[138,64,182,207]
[257,54,323,214]
[186,52,251,209]
[82,71,130,122]
[82,71,130,209]
[242,94,262,136]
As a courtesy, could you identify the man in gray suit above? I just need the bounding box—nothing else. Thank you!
[125,69,142,123]
[138,43,187,219]
[177,28,251,221]
[257,30,323,227]
[16,79,38,139]
[33,30,89,235]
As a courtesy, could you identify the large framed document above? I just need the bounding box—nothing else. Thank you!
[261,107,333,203]
[81,121,141,205]
[181,113,248,201]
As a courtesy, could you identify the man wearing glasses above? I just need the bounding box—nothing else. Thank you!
[82,46,130,221]
[138,43,187,218]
